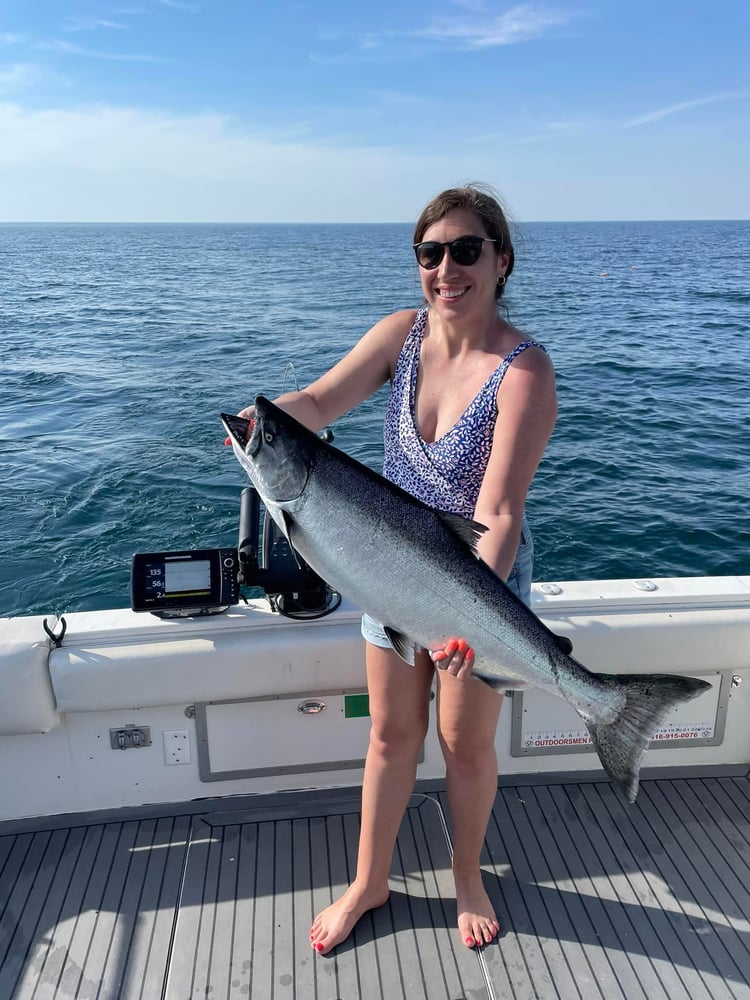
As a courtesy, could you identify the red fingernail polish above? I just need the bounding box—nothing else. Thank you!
[224,436,231,446]
[457,638,468,652]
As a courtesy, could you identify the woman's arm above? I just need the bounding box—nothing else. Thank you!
[473,344,557,579]
[435,344,557,679]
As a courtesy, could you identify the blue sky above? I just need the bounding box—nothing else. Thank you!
[1,1,748,222]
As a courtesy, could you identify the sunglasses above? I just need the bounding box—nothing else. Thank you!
[412,235,498,270]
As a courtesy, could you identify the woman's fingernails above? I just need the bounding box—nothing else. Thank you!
[457,638,468,652]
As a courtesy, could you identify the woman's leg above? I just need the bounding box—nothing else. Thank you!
[433,518,529,945]
[435,670,504,946]
[309,640,434,954]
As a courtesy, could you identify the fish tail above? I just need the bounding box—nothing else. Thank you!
[585,673,712,803]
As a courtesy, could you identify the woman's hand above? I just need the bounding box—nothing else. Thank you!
[430,637,475,680]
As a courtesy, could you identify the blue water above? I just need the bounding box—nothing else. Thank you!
[2,221,749,618]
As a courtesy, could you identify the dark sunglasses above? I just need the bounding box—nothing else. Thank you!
[412,235,498,270]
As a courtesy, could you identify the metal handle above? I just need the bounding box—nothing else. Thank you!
[297,700,327,715]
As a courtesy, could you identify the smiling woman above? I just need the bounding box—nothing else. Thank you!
[411,184,516,297]
[236,182,557,956]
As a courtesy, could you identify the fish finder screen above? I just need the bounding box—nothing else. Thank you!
[132,547,239,614]
[162,559,211,597]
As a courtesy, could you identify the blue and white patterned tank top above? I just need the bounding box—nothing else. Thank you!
[383,307,546,518]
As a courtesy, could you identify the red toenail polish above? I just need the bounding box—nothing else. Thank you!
[466,936,475,946]
[315,943,324,952]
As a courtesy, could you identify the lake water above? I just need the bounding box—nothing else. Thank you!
[2,220,748,617]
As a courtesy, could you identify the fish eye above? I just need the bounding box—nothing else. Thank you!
[264,431,274,444]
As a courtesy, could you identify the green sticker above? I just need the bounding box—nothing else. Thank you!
[344,693,370,719]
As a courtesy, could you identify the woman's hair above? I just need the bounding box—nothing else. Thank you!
[413,183,515,300]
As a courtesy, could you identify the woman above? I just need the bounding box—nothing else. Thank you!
[239,184,557,954]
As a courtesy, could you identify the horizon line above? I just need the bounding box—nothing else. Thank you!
[1,217,748,226]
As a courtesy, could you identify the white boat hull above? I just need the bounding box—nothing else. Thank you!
[1,576,749,825]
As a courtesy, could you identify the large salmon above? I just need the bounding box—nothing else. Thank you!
[222,397,710,802]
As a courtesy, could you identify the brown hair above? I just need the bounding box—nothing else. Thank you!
[413,183,515,300]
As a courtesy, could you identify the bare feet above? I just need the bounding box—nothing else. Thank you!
[455,869,500,947]
[310,882,390,955]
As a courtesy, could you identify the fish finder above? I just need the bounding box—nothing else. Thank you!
[131,548,240,618]
[130,413,340,620]
[131,492,338,620]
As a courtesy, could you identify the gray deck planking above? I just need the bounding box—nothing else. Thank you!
[0,776,748,999]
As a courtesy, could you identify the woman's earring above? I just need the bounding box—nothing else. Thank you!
[497,274,506,287]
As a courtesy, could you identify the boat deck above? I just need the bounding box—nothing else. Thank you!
[1,774,749,1000]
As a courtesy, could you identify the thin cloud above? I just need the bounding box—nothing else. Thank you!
[312,4,574,64]
[369,89,430,107]
[38,40,169,63]
[450,0,489,12]
[0,99,479,177]
[157,0,200,11]
[622,91,747,128]
[0,63,46,91]
[418,3,575,48]
[469,116,590,146]
[0,62,71,95]
[0,99,519,224]
[309,37,423,67]
[63,18,127,33]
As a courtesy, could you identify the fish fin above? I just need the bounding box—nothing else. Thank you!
[383,627,416,666]
[584,673,712,803]
[435,511,488,558]
[477,675,530,693]
[554,633,574,655]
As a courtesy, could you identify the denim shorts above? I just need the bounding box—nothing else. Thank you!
[361,514,534,649]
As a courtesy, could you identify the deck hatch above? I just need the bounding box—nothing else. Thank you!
[510,670,729,758]
[193,689,373,781]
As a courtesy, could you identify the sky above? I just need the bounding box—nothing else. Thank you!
[0,0,748,222]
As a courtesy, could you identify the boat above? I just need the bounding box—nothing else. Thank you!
[1,573,749,998]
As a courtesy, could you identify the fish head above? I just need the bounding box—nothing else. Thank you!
[243,395,313,504]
